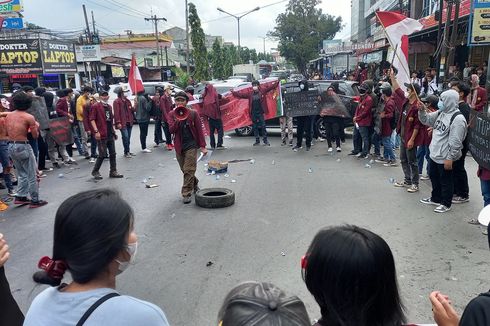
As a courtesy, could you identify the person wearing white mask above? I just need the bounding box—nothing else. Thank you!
[24,189,170,326]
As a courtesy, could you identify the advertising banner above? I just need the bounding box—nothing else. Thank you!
[0,0,23,14]
[75,45,101,62]
[1,17,23,29]
[419,0,471,30]
[0,39,42,73]
[468,111,490,170]
[468,0,490,46]
[40,40,77,73]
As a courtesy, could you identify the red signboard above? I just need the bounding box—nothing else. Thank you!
[10,74,37,79]
[419,0,471,29]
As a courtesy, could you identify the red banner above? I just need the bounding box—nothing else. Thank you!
[419,0,471,30]
[48,117,73,146]
[192,79,281,135]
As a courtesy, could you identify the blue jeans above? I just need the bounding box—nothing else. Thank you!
[392,130,401,148]
[8,143,38,201]
[382,136,396,161]
[358,126,370,156]
[482,179,490,207]
[72,125,84,156]
[0,141,13,191]
[120,125,133,155]
[417,145,430,175]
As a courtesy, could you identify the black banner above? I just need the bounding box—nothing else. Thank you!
[318,93,351,118]
[282,90,320,117]
[48,117,73,146]
[0,39,42,74]
[40,40,77,73]
[468,111,490,170]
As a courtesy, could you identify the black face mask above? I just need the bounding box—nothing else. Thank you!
[359,88,367,95]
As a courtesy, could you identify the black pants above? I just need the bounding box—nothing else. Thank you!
[154,119,164,144]
[453,147,469,198]
[162,121,172,144]
[429,159,454,207]
[324,117,341,148]
[65,144,73,158]
[209,118,224,148]
[93,138,117,174]
[296,116,312,147]
[0,266,24,326]
[38,135,48,170]
[139,121,149,150]
[352,127,362,153]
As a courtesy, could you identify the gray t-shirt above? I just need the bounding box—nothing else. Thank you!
[24,287,169,326]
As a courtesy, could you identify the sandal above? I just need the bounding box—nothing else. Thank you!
[467,218,480,225]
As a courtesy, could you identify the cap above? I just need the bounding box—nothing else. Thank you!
[421,94,439,108]
[379,82,391,90]
[99,91,109,96]
[218,282,310,326]
[403,82,421,95]
[478,205,490,226]
[174,91,189,101]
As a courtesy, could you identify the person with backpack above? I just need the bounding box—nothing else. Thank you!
[23,189,170,326]
[418,89,467,213]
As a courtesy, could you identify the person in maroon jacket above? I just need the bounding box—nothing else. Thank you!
[83,95,98,162]
[378,85,397,166]
[113,87,135,158]
[159,85,174,151]
[390,69,423,193]
[353,82,373,159]
[202,83,225,149]
[55,88,74,120]
[168,92,207,204]
[467,74,488,112]
[89,91,123,180]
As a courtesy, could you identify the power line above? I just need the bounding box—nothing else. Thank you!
[84,0,145,20]
[203,0,288,23]
[103,0,149,17]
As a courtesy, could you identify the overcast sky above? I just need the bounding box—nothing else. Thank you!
[22,0,351,52]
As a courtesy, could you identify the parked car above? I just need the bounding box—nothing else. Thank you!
[269,70,289,80]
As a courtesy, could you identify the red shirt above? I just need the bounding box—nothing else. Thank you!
[381,97,395,137]
[113,97,134,128]
[355,95,373,127]
[168,108,206,154]
[55,97,70,117]
[393,88,423,145]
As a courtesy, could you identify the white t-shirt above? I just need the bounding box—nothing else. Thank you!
[24,287,170,326]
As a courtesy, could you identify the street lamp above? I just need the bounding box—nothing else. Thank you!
[217,6,260,52]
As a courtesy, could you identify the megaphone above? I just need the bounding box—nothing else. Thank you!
[175,105,190,121]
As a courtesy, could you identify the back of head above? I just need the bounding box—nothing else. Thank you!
[42,92,54,108]
[456,81,470,98]
[303,225,405,326]
[12,91,33,111]
[218,281,311,326]
[82,86,94,94]
[35,87,46,97]
[33,189,134,286]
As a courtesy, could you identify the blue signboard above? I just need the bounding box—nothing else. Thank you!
[2,17,23,29]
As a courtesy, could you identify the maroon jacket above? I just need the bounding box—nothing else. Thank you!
[478,166,490,181]
[56,97,70,117]
[468,86,488,112]
[113,97,134,128]
[159,94,173,123]
[354,95,373,127]
[83,102,93,133]
[168,107,206,154]
[231,81,279,118]
[202,84,221,120]
[381,97,395,137]
[393,88,423,146]
[89,102,115,140]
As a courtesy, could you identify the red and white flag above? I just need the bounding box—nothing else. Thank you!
[128,54,144,95]
[376,11,423,88]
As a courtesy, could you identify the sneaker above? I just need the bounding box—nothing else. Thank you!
[357,154,368,159]
[216,145,226,150]
[452,196,469,204]
[130,152,137,156]
[84,154,91,160]
[153,143,160,148]
[0,201,8,211]
[92,171,103,180]
[14,196,30,205]
[292,146,301,152]
[336,147,342,152]
[124,154,132,158]
[89,158,96,163]
[407,184,419,193]
[281,141,287,146]
[263,142,271,146]
[165,144,173,151]
[305,146,311,151]
[383,160,392,167]
[142,148,152,153]
[420,197,440,205]
[289,141,293,147]
[109,171,124,178]
[327,147,333,152]
[390,160,398,167]
[318,137,325,142]
[394,181,411,188]
[183,196,191,204]
[8,189,16,197]
[375,158,387,163]
[420,175,430,180]
[29,200,48,208]
[252,142,260,146]
[434,204,451,213]
[483,228,488,236]
[356,153,363,157]
[348,151,359,156]
[53,162,61,168]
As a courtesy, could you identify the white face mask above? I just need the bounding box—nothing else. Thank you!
[252,86,258,91]
[116,242,138,275]
[299,84,305,90]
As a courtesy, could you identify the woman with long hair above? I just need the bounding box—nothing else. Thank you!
[24,189,169,326]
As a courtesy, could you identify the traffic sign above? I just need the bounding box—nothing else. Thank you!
[1,17,23,29]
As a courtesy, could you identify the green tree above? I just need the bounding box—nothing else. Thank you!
[240,47,251,64]
[250,49,258,63]
[268,0,342,73]
[188,3,209,81]
[211,38,224,79]
[223,46,234,77]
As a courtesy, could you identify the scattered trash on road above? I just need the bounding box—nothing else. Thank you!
[364,164,371,169]
[231,179,237,183]
[145,184,159,188]
[58,173,64,178]
[281,251,286,256]
[206,261,214,267]
[308,168,312,173]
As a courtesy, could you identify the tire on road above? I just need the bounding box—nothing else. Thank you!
[195,188,235,208]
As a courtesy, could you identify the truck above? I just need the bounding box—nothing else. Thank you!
[232,63,272,81]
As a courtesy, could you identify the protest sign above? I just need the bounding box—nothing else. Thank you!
[468,111,490,170]
[48,117,73,146]
[318,92,351,118]
[282,90,320,117]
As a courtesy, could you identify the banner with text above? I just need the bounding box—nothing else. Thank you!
[468,0,490,46]
[468,111,490,170]
[282,90,320,117]
[41,40,77,73]
[75,45,101,62]
[0,39,42,74]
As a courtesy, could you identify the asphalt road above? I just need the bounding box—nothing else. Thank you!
[1,126,488,325]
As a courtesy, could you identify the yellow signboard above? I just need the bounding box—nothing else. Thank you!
[470,0,490,45]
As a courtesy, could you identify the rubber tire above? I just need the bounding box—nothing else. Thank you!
[195,188,235,208]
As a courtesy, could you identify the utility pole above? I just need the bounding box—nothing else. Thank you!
[82,5,92,43]
[447,0,461,74]
[440,0,453,84]
[435,0,444,85]
[91,10,96,36]
[259,36,266,55]
[185,0,190,74]
[144,15,167,73]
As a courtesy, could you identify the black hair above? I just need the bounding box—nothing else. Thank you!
[82,86,94,94]
[252,80,260,86]
[455,81,470,97]
[22,85,34,92]
[33,189,134,286]
[63,88,73,97]
[12,91,33,111]
[381,87,392,97]
[303,225,405,326]
[43,92,54,108]
[34,87,46,97]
